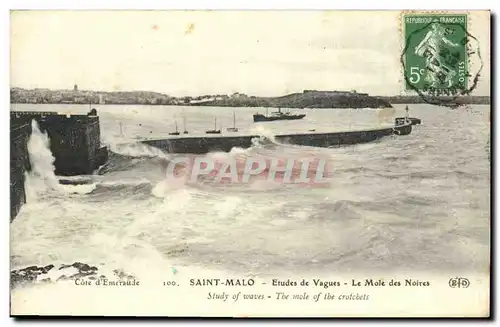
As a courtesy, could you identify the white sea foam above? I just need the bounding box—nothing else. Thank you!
[108,142,170,159]
[24,120,96,201]
[24,120,60,201]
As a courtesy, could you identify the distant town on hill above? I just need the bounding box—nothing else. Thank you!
[10,85,490,108]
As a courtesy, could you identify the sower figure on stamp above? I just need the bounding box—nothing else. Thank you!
[414,22,460,87]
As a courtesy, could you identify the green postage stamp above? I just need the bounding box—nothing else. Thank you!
[402,13,469,97]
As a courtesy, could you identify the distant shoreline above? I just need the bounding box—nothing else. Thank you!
[378,95,490,105]
[10,87,490,108]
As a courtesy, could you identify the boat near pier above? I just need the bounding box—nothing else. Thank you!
[396,106,422,125]
[205,117,221,134]
[169,121,180,135]
[226,111,239,132]
[253,108,306,122]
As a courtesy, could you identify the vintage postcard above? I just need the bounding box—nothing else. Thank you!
[9,10,491,317]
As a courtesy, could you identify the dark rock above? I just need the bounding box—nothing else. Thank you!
[113,269,125,279]
[11,262,136,289]
[59,261,91,272]
[72,262,91,271]
[42,264,54,273]
[25,265,39,272]
[72,271,97,279]
[11,268,38,288]
[113,269,135,280]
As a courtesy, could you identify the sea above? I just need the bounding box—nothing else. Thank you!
[10,103,490,286]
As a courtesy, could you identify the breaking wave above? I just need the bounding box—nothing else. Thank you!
[24,120,97,201]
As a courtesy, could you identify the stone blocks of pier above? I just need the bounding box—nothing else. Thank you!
[11,111,108,176]
[142,120,413,154]
[10,110,108,221]
[10,120,32,221]
[38,115,103,175]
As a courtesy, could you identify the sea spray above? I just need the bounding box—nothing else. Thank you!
[108,142,170,159]
[377,106,396,124]
[24,120,61,201]
[249,125,278,147]
[24,120,96,201]
[249,124,277,142]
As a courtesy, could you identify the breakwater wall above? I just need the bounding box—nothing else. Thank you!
[10,110,108,221]
[10,119,32,221]
[142,118,412,154]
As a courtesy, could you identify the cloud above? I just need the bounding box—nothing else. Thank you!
[10,10,490,96]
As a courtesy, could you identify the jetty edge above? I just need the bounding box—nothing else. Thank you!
[140,118,413,154]
[10,110,108,222]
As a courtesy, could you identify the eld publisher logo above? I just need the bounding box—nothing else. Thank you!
[448,277,470,288]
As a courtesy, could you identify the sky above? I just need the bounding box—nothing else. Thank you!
[10,10,491,97]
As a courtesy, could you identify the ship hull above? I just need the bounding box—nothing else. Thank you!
[395,117,422,126]
[253,114,306,122]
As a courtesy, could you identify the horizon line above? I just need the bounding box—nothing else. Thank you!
[10,86,492,98]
